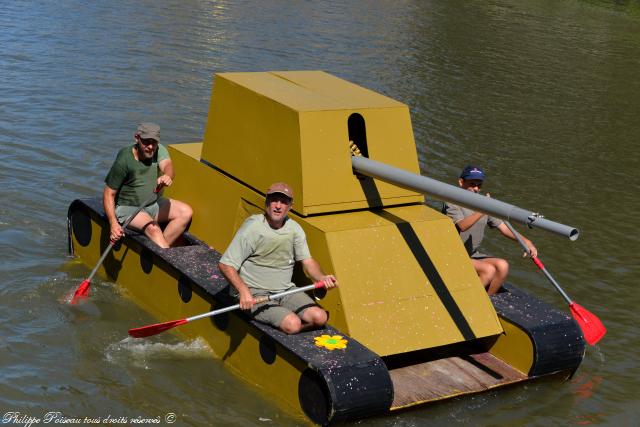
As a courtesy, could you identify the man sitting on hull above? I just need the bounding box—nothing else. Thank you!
[104,122,193,248]
[218,182,338,334]
[444,165,537,295]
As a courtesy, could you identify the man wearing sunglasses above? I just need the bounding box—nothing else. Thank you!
[443,165,537,295]
[103,122,192,248]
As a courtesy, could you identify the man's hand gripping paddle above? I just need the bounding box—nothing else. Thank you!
[71,187,161,304]
[128,281,333,338]
[505,221,605,345]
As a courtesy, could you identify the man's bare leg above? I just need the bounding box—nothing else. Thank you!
[472,259,496,288]
[156,198,193,246]
[278,307,328,334]
[483,258,509,295]
[279,313,303,334]
[300,306,328,331]
[128,211,170,248]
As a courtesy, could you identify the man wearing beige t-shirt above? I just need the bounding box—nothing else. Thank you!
[218,182,337,334]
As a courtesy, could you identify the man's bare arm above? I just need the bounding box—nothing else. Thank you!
[103,186,123,241]
[455,211,485,232]
[300,258,338,289]
[218,262,255,309]
[158,158,174,187]
[497,223,538,258]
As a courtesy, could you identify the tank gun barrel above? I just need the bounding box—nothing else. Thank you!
[351,156,579,241]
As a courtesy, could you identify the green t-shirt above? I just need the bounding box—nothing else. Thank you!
[220,214,312,293]
[104,144,169,207]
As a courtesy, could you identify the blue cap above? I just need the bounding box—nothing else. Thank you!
[460,165,485,181]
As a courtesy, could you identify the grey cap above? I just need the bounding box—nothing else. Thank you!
[136,122,160,141]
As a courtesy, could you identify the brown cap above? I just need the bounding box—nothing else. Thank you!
[136,122,160,141]
[266,182,294,200]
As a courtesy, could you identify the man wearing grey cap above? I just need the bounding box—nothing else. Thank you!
[218,182,338,334]
[103,123,193,248]
[444,165,537,295]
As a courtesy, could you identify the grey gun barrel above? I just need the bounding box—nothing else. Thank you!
[351,156,579,241]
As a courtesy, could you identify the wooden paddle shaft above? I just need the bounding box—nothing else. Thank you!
[185,282,323,323]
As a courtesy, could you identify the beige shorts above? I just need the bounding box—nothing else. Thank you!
[250,289,317,328]
[115,197,167,223]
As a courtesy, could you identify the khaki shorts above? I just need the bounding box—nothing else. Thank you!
[250,289,317,328]
[470,250,494,260]
[115,197,167,223]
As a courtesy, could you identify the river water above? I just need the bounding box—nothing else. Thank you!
[1,1,638,426]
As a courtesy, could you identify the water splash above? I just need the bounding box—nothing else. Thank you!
[59,286,80,305]
[105,337,214,368]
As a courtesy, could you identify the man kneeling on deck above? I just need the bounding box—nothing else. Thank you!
[218,182,337,334]
[444,166,537,295]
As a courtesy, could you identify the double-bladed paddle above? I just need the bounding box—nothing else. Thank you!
[505,221,605,345]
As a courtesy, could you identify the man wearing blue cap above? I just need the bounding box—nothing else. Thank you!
[444,165,537,295]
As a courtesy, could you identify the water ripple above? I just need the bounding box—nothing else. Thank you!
[1,0,639,424]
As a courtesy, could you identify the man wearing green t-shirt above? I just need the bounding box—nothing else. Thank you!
[103,123,193,248]
[218,182,338,334]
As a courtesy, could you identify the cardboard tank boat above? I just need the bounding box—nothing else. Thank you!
[67,71,585,425]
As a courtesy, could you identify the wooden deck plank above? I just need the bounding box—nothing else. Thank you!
[389,352,528,409]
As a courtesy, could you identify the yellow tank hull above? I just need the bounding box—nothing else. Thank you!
[67,71,585,424]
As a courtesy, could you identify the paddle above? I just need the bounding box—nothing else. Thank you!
[504,221,606,345]
[129,281,333,338]
[71,187,161,303]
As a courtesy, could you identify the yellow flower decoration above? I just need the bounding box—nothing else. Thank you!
[314,334,348,351]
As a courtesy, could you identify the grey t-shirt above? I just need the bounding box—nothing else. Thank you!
[219,214,312,293]
[444,202,502,256]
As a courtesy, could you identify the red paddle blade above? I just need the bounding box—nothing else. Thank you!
[570,302,606,345]
[128,319,188,338]
[70,279,91,304]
